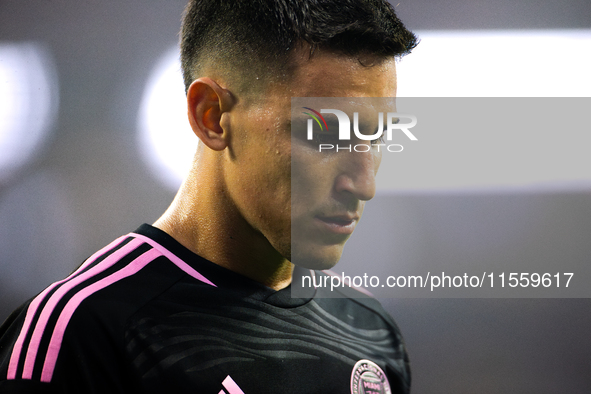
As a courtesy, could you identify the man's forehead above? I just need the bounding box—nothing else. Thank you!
[291,97,397,120]
[285,49,398,98]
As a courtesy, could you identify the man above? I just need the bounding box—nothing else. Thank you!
[0,0,417,392]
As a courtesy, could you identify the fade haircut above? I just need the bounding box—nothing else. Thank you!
[180,0,418,93]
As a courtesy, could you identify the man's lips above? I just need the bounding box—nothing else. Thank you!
[314,214,359,235]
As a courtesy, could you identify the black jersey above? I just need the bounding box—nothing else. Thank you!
[0,224,410,393]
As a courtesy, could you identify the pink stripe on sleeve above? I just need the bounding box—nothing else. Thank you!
[131,233,216,287]
[40,248,162,382]
[21,238,144,379]
[6,235,128,380]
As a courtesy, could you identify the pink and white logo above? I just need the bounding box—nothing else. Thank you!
[350,359,391,394]
[218,375,245,394]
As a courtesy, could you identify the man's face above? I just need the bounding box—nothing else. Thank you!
[224,50,397,269]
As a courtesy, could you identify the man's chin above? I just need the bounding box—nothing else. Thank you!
[289,247,344,271]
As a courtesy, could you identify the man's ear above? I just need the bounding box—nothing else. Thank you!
[186,77,233,151]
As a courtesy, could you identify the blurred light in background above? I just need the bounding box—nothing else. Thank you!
[376,97,591,193]
[0,43,58,184]
[396,29,591,97]
[0,171,77,301]
[137,30,591,190]
[137,48,197,190]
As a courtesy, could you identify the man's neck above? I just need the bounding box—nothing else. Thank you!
[153,162,293,291]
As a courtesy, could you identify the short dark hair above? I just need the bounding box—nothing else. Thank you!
[180,0,418,93]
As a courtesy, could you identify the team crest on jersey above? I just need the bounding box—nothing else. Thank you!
[350,359,391,394]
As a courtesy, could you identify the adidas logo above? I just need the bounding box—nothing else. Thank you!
[218,375,245,394]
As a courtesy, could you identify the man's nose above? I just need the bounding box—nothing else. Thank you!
[333,145,379,201]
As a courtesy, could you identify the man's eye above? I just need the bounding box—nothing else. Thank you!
[370,135,385,145]
[369,124,385,145]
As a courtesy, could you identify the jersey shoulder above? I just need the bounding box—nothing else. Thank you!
[0,228,217,392]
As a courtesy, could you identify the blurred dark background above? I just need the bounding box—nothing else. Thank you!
[1,1,590,393]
